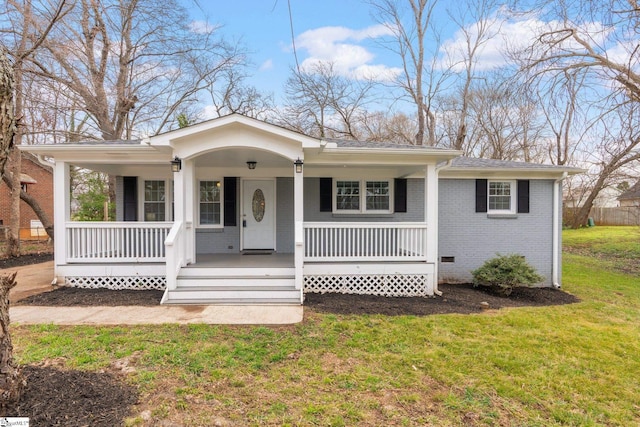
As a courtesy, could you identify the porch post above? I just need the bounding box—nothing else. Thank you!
[293,156,304,294]
[183,159,195,264]
[424,163,438,292]
[53,161,70,281]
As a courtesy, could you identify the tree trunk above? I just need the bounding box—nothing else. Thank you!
[0,272,25,412]
[6,147,21,257]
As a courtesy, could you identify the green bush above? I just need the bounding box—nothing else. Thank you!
[472,254,544,296]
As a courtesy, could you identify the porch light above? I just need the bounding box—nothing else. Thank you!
[170,156,182,172]
[247,161,257,170]
[294,158,303,173]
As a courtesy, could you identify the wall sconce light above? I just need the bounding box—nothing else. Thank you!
[170,156,182,172]
[294,158,303,173]
[247,161,257,170]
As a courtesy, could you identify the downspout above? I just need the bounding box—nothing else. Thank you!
[552,172,568,288]
[431,159,455,296]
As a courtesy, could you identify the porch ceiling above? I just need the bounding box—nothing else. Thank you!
[193,148,292,169]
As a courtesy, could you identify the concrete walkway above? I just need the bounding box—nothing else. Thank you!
[3,261,304,325]
[10,304,304,325]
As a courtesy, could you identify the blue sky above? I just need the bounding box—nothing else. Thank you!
[190,0,407,98]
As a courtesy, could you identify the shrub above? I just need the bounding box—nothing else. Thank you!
[472,254,544,296]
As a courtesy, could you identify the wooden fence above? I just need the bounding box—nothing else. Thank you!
[564,207,640,226]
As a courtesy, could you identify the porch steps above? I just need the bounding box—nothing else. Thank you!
[163,266,300,305]
[162,286,301,305]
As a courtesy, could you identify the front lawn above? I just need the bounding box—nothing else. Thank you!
[9,226,640,426]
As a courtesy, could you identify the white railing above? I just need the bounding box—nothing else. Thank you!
[164,221,185,291]
[303,222,428,262]
[66,222,172,263]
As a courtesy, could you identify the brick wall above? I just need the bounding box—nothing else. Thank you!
[438,178,555,285]
[0,153,53,237]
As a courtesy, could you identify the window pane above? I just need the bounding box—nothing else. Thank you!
[336,181,360,210]
[144,180,165,221]
[366,181,389,210]
[199,181,221,224]
[489,182,511,211]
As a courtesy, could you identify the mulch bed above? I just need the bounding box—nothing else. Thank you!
[17,287,164,306]
[304,283,580,316]
[0,252,53,269]
[3,365,138,426]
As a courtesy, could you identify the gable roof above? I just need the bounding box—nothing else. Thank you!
[447,156,583,173]
[618,180,640,200]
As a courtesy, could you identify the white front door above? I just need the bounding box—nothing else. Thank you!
[242,179,276,250]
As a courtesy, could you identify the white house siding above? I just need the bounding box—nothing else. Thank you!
[303,177,425,222]
[115,175,124,221]
[438,178,555,286]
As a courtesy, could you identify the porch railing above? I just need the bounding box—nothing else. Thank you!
[164,221,185,291]
[303,222,427,262]
[66,221,172,263]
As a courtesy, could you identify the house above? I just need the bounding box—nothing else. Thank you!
[0,152,53,239]
[618,180,640,207]
[20,114,581,304]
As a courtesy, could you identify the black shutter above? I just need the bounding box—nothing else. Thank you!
[224,177,237,226]
[475,179,488,213]
[517,180,530,213]
[319,178,332,212]
[394,178,407,213]
[123,177,137,221]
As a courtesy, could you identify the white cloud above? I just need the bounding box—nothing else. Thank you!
[438,14,611,72]
[294,24,401,81]
[259,59,274,71]
[189,20,219,35]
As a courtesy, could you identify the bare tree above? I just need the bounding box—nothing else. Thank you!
[513,0,640,226]
[370,0,444,145]
[280,61,375,139]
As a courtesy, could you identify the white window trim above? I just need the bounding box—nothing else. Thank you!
[488,180,516,215]
[139,179,173,222]
[197,179,224,228]
[333,179,393,214]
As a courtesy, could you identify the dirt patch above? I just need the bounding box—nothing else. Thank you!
[304,283,579,316]
[16,287,163,306]
[2,364,138,426]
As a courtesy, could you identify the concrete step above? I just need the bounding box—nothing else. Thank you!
[162,286,301,305]
[176,276,295,288]
[179,267,295,278]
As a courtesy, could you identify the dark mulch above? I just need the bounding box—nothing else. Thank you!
[0,252,53,269]
[17,287,164,306]
[3,365,138,426]
[304,283,580,316]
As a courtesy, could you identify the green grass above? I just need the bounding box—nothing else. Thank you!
[11,227,640,426]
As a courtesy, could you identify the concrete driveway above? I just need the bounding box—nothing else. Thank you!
[2,260,55,302]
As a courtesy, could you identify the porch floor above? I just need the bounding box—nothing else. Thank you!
[188,253,294,268]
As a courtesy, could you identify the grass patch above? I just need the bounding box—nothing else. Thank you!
[11,227,640,425]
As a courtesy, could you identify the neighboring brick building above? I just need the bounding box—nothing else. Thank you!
[0,152,53,239]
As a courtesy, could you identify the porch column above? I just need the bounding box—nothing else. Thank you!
[424,163,438,283]
[293,157,304,293]
[183,158,195,264]
[53,161,70,280]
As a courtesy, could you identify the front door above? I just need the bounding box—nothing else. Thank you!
[242,179,275,250]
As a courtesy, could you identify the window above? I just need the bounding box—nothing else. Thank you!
[488,180,515,214]
[199,180,222,226]
[335,179,392,213]
[336,181,360,211]
[144,180,166,221]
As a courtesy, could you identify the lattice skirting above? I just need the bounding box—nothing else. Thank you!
[65,276,166,290]
[304,274,430,297]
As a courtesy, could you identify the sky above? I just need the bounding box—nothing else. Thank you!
[190,0,397,98]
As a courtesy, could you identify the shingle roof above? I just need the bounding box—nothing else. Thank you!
[326,138,453,150]
[618,180,640,200]
[449,156,583,172]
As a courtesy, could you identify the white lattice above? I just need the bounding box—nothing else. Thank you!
[304,274,428,297]
[66,276,166,290]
